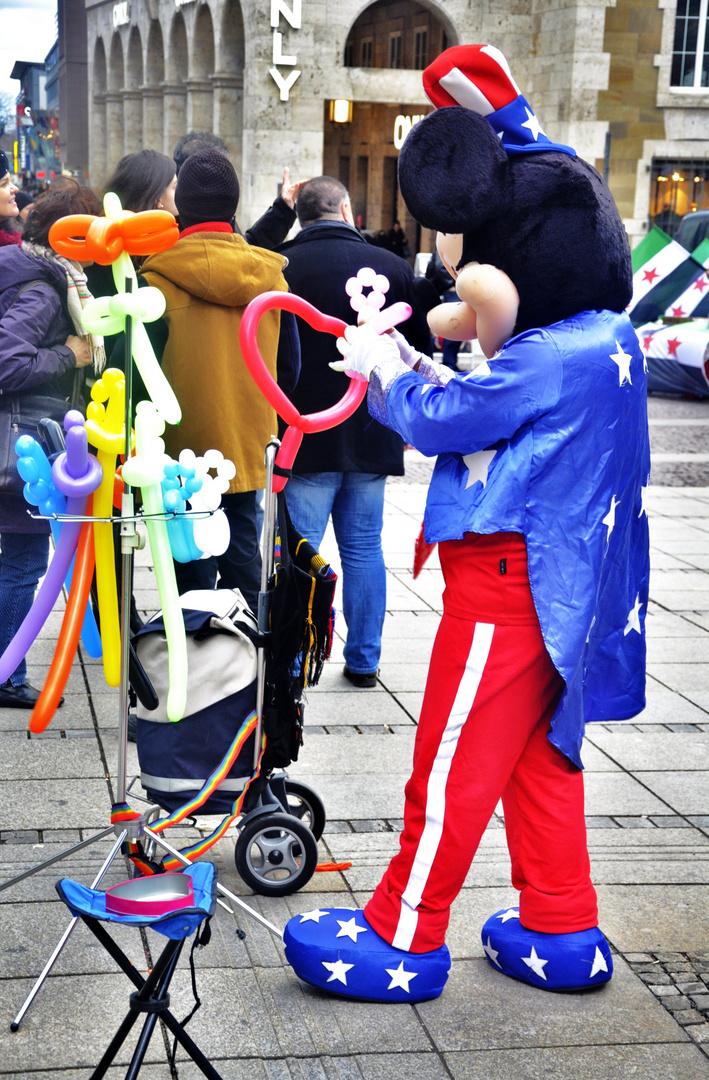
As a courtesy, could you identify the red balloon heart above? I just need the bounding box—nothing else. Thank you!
[240,291,368,490]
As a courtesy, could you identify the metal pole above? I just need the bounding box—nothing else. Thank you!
[116,278,134,805]
[0,826,113,894]
[10,830,128,1031]
[142,827,283,939]
[254,441,279,770]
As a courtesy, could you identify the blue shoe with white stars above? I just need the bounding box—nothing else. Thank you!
[480,907,613,992]
[283,907,450,1002]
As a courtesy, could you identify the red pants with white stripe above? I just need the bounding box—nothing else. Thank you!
[364,532,598,953]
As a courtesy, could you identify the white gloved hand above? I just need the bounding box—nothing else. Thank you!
[388,328,425,369]
[330,323,401,381]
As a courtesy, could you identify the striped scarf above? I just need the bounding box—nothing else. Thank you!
[21,240,106,374]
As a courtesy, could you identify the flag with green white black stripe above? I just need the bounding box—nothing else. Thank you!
[628,227,708,326]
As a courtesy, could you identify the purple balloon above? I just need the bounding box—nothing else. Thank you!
[0,496,86,684]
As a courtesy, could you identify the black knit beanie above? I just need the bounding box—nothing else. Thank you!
[175,148,239,229]
[0,151,9,180]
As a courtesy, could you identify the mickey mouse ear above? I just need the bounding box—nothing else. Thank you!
[423,44,576,159]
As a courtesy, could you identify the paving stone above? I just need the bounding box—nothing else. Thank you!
[596,885,709,952]
[443,1044,709,1079]
[585,730,709,771]
[583,773,669,817]
[650,816,694,827]
[692,994,709,1012]
[0,738,107,782]
[638,971,673,985]
[639,772,709,815]
[613,816,657,828]
[0,779,112,831]
[416,955,685,1051]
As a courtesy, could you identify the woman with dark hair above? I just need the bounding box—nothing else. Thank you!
[104,149,177,215]
[0,151,22,247]
[0,179,102,708]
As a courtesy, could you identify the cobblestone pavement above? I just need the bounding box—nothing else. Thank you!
[0,394,708,1078]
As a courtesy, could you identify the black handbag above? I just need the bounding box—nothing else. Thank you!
[0,278,84,496]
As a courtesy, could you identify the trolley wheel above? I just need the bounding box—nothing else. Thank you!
[284,780,326,841]
[234,812,318,897]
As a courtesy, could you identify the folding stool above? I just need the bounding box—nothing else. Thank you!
[56,861,223,1080]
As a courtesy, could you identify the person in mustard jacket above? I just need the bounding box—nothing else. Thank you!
[141,148,299,609]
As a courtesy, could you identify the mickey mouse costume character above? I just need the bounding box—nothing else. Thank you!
[283,44,650,1002]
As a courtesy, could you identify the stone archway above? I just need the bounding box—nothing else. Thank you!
[215,0,245,176]
[106,32,125,174]
[165,12,189,156]
[189,4,215,131]
[144,21,166,154]
[343,0,456,70]
[91,37,108,184]
[124,26,144,154]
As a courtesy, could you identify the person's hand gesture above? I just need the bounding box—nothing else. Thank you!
[281,167,307,209]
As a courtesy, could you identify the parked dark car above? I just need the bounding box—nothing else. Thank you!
[675,210,709,252]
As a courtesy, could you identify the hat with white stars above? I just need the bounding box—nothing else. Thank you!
[423,44,576,159]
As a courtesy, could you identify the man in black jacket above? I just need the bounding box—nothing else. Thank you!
[279,176,434,687]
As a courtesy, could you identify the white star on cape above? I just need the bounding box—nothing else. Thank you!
[521,945,548,980]
[589,946,609,978]
[336,917,368,942]
[470,359,492,378]
[299,908,329,923]
[496,907,520,923]
[610,340,633,386]
[463,449,496,489]
[482,936,502,968]
[521,106,545,141]
[624,594,643,636]
[638,486,648,517]
[602,495,620,543]
[385,960,419,992]
[322,958,354,985]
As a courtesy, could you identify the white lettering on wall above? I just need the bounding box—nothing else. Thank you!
[112,1,130,28]
[268,0,301,101]
[270,0,302,29]
[393,114,425,150]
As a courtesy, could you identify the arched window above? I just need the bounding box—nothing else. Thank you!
[344,1,451,70]
[671,0,709,88]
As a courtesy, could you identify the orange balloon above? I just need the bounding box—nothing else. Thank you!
[29,515,96,734]
[121,209,179,255]
[85,217,124,265]
[48,215,96,260]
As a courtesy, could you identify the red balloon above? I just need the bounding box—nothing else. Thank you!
[239,291,367,490]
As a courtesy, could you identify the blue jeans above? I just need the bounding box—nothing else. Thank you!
[285,472,387,675]
[0,532,50,685]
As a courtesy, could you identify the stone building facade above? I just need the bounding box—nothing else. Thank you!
[83,0,709,246]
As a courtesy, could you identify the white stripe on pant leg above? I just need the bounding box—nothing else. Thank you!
[392,622,495,952]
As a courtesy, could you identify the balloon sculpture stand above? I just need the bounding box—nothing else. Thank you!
[2,202,283,1033]
[2,241,410,1031]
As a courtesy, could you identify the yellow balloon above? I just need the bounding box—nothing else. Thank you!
[85,369,126,686]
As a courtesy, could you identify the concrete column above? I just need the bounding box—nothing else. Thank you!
[90,92,107,186]
[104,90,125,174]
[142,87,164,155]
[211,73,243,178]
[162,82,187,156]
[186,78,214,132]
[122,89,143,154]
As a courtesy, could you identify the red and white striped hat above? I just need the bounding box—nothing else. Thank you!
[422,45,575,157]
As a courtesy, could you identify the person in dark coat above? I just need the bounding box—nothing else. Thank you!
[0,179,98,708]
[278,176,433,687]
